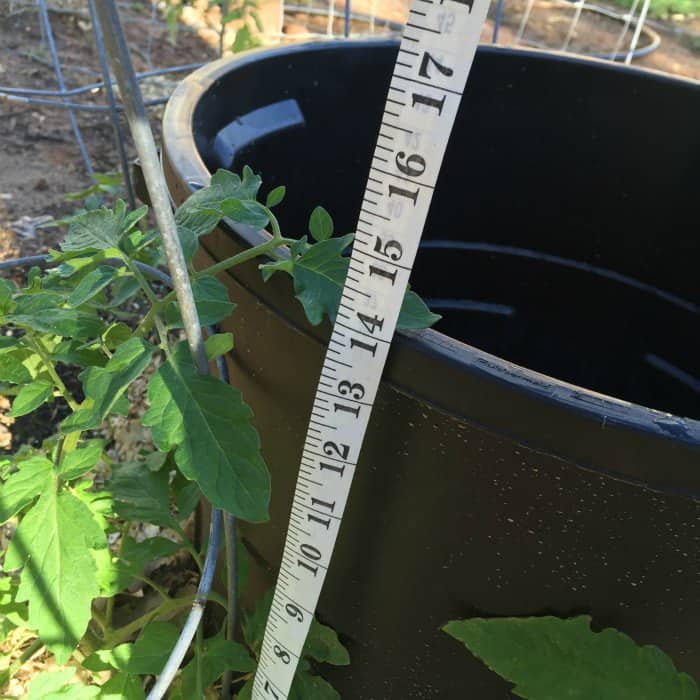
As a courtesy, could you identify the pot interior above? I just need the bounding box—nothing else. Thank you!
[192,42,700,420]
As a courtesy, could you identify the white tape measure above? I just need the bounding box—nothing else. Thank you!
[252,1,490,696]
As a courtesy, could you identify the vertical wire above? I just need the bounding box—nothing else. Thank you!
[344,0,351,37]
[37,0,95,181]
[625,0,651,64]
[514,0,535,44]
[88,0,137,209]
[492,0,505,43]
[561,0,586,52]
[612,0,641,59]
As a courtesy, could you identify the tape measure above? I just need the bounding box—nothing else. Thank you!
[252,1,490,696]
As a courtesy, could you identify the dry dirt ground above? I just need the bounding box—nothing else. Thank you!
[0,0,698,260]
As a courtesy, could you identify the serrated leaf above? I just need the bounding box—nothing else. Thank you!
[102,322,132,350]
[143,342,270,522]
[0,277,17,314]
[96,536,181,598]
[67,266,119,307]
[51,340,107,369]
[110,462,179,529]
[398,288,441,329]
[0,456,53,523]
[58,439,105,481]
[60,208,124,252]
[259,258,293,282]
[177,225,199,264]
[308,206,334,242]
[266,185,286,208]
[0,574,29,629]
[232,23,259,52]
[0,347,33,384]
[8,379,54,417]
[4,489,106,664]
[291,233,353,325]
[443,615,699,700]
[171,636,256,700]
[303,619,350,666]
[8,309,104,340]
[174,168,262,242]
[242,588,273,654]
[289,670,341,700]
[205,332,234,360]
[26,669,99,699]
[175,479,201,520]
[107,276,140,308]
[61,337,153,432]
[166,275,235,328]
[96,622,180,674]
[98,673,145,700]
[221,198,270,230]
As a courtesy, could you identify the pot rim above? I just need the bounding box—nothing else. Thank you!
[162,40,700,496]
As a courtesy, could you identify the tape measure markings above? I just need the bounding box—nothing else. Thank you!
[252,0,490,696]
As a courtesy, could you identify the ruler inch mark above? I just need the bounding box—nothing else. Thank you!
[394,73,463,96]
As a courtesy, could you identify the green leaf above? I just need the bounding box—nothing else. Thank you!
[8,379,54,417]
[177,225,199,264]
[289,670,341,700]
[266,185,286,208]
[143,342,270,522]
[102,322,132,350]
[26,668,100,699]
[236,679,254,700]
[303,619,350,666]
[58,439,105,481]
[50,340,107,368]
[0,576,29,629]
[166,275,235,328]
[0,456,53,523]
[98,673,145,700]
[67,266,118,307]
[0,346,33,384]
[308,206,334,242]
[259,257,293,282]
[174,168,262,242]
[291,233,353,325]
[242,588,273,654]
[205,332,234,360]
[96,536,182,598]
[171,636,256,700]
[8,308,104,340]
[60,208,124,252]
[106,276,140,308]
[96,622,180,674]
[110,462,179,529]
[0,277,17,314]
[221,198,270,230]
[443,615,699,700]
[175,479,201,520]
[397,288,441,330]
[61,337,153,432]
[232,23,260,52]
[4,489,106,664]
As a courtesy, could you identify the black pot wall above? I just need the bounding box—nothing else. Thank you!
[163,42,700,698]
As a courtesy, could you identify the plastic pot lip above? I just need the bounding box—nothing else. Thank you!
[162,40,700,491]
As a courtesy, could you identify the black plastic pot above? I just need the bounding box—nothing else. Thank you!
[163,42,700,698]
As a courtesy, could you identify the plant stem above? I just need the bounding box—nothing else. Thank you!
[104,594,196,648]
[105,521,131,628]
[5,638,44,683]
[28,335,80,411]
[195,233,285,280]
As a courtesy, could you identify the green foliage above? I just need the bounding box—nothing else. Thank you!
[0,165,438,695]
[4,489,106,664]
[143,341,270,521]
[607,0,699,17]
[238,589,350,699]
[444,615,699,700]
